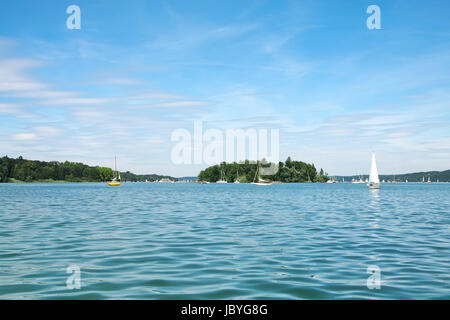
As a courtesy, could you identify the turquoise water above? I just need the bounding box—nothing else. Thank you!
[0,182,448,299]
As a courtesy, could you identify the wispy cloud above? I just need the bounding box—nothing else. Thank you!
[33,126,63,137]
[135,100,210,109]
[12,133,37,141]
[0,103,36,118]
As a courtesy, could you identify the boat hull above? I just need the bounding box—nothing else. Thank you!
[367,182,380,189]
[107,182,121,186]
[251,182,274,186]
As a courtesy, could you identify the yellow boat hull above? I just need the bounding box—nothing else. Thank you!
[107,182,121,186]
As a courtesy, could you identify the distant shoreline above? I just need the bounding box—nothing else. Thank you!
[3,178,101,183]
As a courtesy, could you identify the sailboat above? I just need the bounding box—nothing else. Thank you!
[367,152,380,189]
[251,162,274,186]
[351,173,365,184]
[107,156,121,186]
[234,169,240,184]
[427,176,431,183]
[216,170,227,183]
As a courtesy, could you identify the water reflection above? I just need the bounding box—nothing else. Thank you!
[368,189,380,229]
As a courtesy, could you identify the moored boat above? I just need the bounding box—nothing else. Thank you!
[107,156,121,186]
[251,162,274,186]
[216,170,227,183]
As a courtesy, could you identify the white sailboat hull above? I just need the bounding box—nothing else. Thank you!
[367,182,380,189]
[251,182,274,186]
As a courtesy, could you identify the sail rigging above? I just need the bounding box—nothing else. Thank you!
[367,153,380,189]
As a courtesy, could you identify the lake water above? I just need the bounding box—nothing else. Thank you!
[0,182,449,299]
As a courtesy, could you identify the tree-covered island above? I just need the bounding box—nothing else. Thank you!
[198,157,329,183]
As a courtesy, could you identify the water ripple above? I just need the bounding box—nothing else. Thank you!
[0,182,449,299]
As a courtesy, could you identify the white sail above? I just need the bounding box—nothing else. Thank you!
[369,153,380,184]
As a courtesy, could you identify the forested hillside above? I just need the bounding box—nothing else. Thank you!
[0,156,114,182]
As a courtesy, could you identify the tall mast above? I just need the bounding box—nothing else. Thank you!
[253,161,258,182]
[115,156,119,179]
[258,162,261,182]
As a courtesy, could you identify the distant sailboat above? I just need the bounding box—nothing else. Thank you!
[107,156,121,186]
[351,173,365,184]
[427,176,431,183]
[216,170,227,183]
[234,169,240,184]
[252,162,274,186]
[367,153,380,189]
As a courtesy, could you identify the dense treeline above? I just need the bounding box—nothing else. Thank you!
[0,156,179,183]
[334,170,450,182]
[120,171,178,182]
[379,170,450,182]
[198,157,329,183]
[0,156,114,182]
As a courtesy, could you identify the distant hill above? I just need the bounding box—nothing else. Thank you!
[120,171,178,182]
[334,169,450,182]
[177,176,198,181]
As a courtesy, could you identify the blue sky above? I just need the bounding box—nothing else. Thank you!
[0,0,449,176]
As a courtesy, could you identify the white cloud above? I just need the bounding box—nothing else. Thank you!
[33,126,62,137]
[12,133,38,141]
[140,101,210,108]
[42,97,116,105]
[0,103,36,118]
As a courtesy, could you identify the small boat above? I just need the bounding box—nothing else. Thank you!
[216,170,228,183]
[251,162,274,186]
[234,169,240,184]
[158,178,174,183]
[427,177,431,183]
[351,173,365,184]
[107,156,121,186]
[367,152,380,189]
